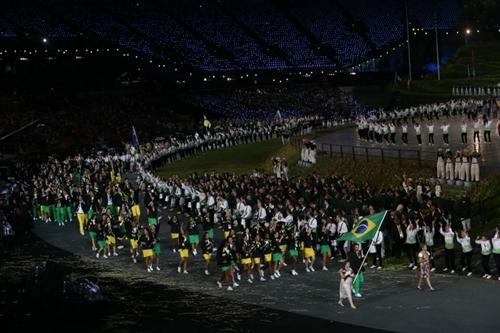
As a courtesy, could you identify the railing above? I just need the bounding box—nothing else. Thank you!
[319,143,437,166]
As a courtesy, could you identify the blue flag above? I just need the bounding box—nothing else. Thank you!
[131,126,139,147]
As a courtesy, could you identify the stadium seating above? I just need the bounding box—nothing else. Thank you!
[224,1,334,69]
[339,0,405,49]
[408,0,461,30]
[0,0,462,70]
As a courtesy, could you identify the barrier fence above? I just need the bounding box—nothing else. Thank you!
[319,143,437,166]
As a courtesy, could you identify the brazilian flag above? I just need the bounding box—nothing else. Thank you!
[337,211,387,242]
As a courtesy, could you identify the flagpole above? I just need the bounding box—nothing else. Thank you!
[352,210,388,284]
[405,0,412,83]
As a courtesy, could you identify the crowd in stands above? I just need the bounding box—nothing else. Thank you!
[3,1,76,39]
[0,93,201,155]
[188,86,365,121]
[288,1,370,66]
[340,0,404,49]
[408,0,461,30]
[0,0,462,71]
[104,1,235,71]
[226,1,333,69]
[0,86,361,155]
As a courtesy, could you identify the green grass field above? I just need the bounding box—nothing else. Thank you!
[156,129,435,188]
[156,139,299,178]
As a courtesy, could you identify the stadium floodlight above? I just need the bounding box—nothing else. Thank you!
[466,29,471,35]
[42,38,48,44]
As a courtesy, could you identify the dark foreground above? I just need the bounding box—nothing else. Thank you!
[0,233,385,333]
[8,220,497,333]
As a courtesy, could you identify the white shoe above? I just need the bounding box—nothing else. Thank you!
[270,275,275,280]
[233,282,239,287]
[217,281,222,288]
[443,268,448,272]
[310,266,315,272]
[305,267,310,273]
[147,268,152,273]
[103,255,108,259]
[486,275,492,279]
[205,270,210,276]
[113,252,118,257]
[466,272,472,277]
[107,252,111,257]
[117,245,124,249]
[430,267,436,272]
[237,273,241,281]
[276,271,281,277]
[498,277,500,281]
[156,266,161,271]
[462,267,467,272]
[412,265,417,270]
[172,248,177,253]
[96,253,100,258]
[133,258,137,264]
[282,262,288,267]
[193,249,197,256]
[291,270,297,276]
[377,266,382,270]
[370,265,376,269]
[355,293,362,298]
[408,263,414,268]
[183,270,188,274]
[322,266,328,271]
[177,266,181,273]
[248,278,253,284]
[260,277,266,282]
[227,286,233,291]
[450,270,455,274]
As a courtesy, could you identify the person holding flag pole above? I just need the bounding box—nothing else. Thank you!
[131,125,140,147]
[203,115,212,131]
[337,211,387,300]
[131,126,140,170]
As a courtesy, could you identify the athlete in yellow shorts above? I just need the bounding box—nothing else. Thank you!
[252,234,264,281]
[201,232,214,275]
[129,220,140,263]
[131,204,141,219]
[143,248,153,258]
[302,228,316,272]
[140,227,154,272]
[178,231,190,274]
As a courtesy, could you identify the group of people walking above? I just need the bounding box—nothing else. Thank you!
[24,99,500,312]
[357,99,499,147]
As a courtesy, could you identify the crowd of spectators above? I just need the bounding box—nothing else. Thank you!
[188,86,365,121]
